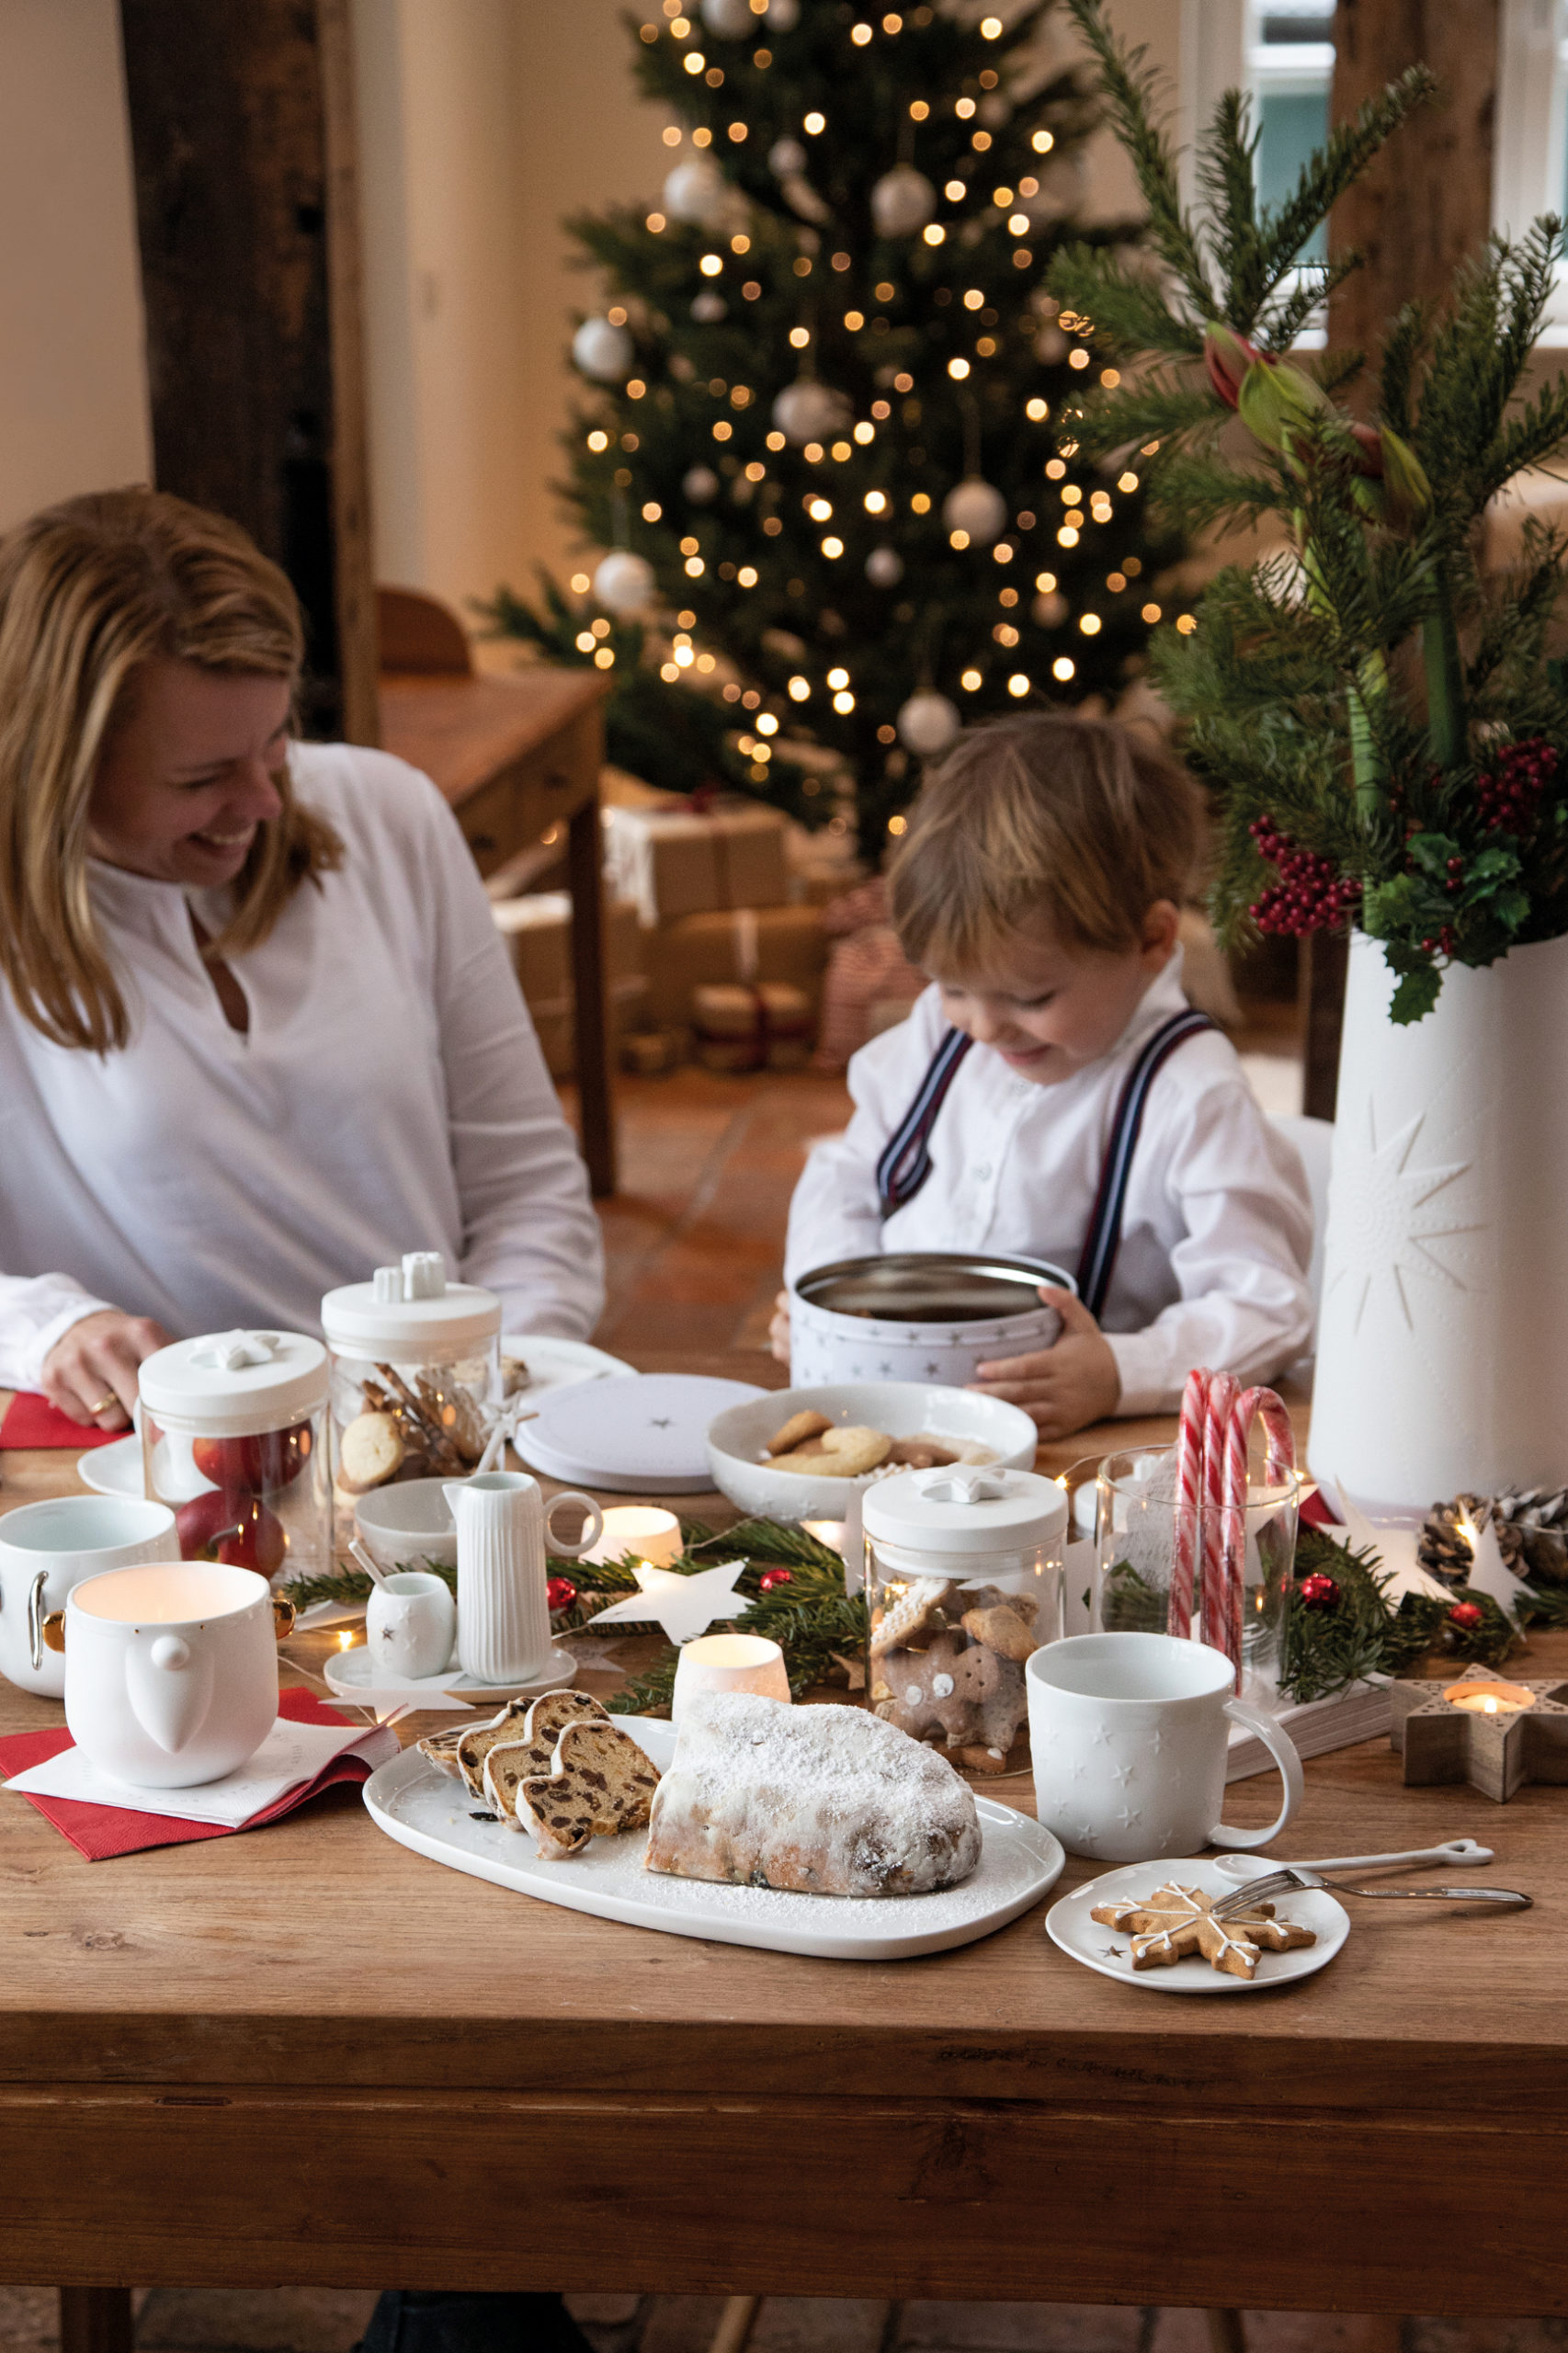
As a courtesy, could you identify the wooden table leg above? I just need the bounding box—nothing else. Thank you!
[59,2288,134,2353]
[1204,2313,1246,2353]
[707,2298,762,2353]
[567,784,616,1199]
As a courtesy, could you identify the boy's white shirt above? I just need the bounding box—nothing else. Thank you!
[783,949,1314,1417]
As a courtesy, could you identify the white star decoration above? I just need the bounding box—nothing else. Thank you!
[1327,1104,1475,1334]
[585,1559,750,1646]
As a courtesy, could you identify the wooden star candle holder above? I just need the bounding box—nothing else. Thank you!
[1389,1677,1568,1802]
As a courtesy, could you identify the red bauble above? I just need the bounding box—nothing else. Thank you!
[1448,1600,1484,1631]
[546,1576,577,1615]
[759,1568,794,1593]
[1298,1572,1340,1610]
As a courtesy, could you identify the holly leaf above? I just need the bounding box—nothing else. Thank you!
[1389,961,1444,1023]
[1493,886,1531,930]
[1360,875,1420,937]
[1468,845,1521,882]
[1406,831,1461,879]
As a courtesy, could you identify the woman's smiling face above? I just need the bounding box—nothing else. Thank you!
[932,901,1181,1086]
[88,658,292,888]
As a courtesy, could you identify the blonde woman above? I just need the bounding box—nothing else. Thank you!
[0,489,604,1428]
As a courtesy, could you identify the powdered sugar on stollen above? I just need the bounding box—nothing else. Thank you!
[644,1691,982,1898]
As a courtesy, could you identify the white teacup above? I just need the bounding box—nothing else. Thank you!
[0,1496,177,1699]
[367,1569,457,1680]
[58,1560,290,1789]
[1025,1631,1304,1863]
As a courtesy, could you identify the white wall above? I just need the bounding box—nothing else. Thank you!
[0,0,151,533]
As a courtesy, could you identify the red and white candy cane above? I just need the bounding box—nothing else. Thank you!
[1217,1386,1298,1683]
[1200,1370,1238,1655]
[1167,1369,1208,1639]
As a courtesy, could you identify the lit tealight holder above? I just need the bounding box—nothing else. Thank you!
[582,1506,684,1570]
[1443,1678,1539,1716]
[672,1632,791,1723]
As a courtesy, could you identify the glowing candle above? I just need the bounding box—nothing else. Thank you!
[1443,1678,1538,1715]
[672,1631,791,1722]
[581,1506,683,1569]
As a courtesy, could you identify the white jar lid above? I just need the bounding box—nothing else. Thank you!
[321,1251,501,1353]
[138,1329,329,1435]
[862,1465,1068,1557]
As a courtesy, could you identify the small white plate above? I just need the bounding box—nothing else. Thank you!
[363,1714,1065,1962]
[76,1434,143,1498]
[516,1373,767,1493]
[501,1333,636,1396]
[1046,1856,1349,1995]
[323,1640,578,1711]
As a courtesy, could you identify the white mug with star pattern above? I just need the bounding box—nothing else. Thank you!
[1025,1631,1303,1863]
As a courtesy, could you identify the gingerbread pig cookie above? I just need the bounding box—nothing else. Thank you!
[873,1631,1028,1765]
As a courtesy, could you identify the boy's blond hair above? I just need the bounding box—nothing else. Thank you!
[0,486,341,1054]
[888,711,1205,973]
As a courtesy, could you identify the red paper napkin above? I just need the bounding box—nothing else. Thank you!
[0,1391,123,1449]
[0,1687,388,1860]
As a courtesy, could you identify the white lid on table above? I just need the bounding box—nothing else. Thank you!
[137,1329,329,1435]
[321,1253,501,1353]
[862,1465,1068,1562]
[515,1372,767,1493]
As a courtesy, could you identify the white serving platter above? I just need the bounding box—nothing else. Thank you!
[363,1713,1065,1961]
[1045,1855,1349,1995]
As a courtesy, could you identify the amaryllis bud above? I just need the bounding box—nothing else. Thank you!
[1237,355,1333,453]
[1203,321,1265,409]
[1371,424,1430,526]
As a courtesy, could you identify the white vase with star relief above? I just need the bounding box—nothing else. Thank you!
[1309,928,1568,1516]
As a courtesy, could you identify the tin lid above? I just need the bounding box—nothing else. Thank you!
[321,1252,501,1353]
[795,1251,1074,1324]
[137,1329,329,1435]
[862,1464,1069,1556]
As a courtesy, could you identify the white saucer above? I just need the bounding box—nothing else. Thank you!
[76,1434,143,1498]
[515,1372,767,1493]
[501,1333,635,1395]
[323,1641,579,1711]
[1045,1855,1349,1995]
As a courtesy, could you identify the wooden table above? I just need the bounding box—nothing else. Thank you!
[4,1387,1566,2322]
[379,665,616,1197]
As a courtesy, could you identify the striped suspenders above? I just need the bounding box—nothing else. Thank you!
[875,1009,1216,1319]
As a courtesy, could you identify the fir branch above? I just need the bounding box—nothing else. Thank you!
[1061,0,1214,323]
[1058,371,1219,463]
[1048,244,1202,358]
[1195,89,1264,324]
[1254,67,1436,305]
[1258,252,1362,355]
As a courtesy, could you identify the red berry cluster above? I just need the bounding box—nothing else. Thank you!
[1478,738,1558,834]
[1248,816,1362,938]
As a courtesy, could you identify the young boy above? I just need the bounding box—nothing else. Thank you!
[778,712,1313,1438]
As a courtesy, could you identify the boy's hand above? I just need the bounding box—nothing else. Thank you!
[768,1289,791,1365]
[970,1287,1120,1438]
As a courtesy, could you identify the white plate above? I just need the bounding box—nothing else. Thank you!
[515,1373,767,1493]
[1045,1855,1349,1995]
[76,1434,143,1498]
[363,1714,1065,1961]
[324,1640,579,1711]
[501,1334,636,1396]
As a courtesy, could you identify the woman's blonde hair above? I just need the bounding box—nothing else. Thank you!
[0,486,342,1051]
[889,710,1205,974]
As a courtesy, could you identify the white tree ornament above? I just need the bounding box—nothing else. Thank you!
[897,691,961,756]
[866,546,904,587]
[870,165,937,237]
[683,464,722,504]
[593,551,657,616]
[942,477,1008,545]
[768,136,807,177]
[690,290,728,323]
[572,317,634,382]
[664,156,730,229]
[772,380,854,445]
[766,0,799,26]
[701,0,755,31]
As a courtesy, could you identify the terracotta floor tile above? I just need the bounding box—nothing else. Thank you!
[897,2304,1151,2351]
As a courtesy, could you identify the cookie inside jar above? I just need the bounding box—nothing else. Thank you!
[862,1466,1069,1779]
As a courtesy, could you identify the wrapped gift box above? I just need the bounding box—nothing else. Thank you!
[693,982,813,1074]
[604,801,790,924]
[644,904,827,1029]
[493,892,647,1079]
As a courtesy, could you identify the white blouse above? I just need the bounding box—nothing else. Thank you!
[0,743,604,1389]
[784,955,1313,1417]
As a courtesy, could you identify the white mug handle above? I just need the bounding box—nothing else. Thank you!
[1209,1698,1304,1851]
[543,1491,605,1559]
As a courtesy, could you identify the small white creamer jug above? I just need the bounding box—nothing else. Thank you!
[444,1472,603,1684]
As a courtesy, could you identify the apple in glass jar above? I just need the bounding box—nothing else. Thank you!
[191,1420,313,1494]
[176,1487,287,1577]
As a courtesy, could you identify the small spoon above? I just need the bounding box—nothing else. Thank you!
[348,1537,389,1590]
[1214,1836,1494,1882]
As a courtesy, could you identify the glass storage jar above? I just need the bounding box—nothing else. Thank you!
[321,1255,501,1532]
[137,1329,331,1588]
[863,1465,1068,1779]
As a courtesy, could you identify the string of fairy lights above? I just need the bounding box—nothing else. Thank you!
[564,0,1195,820]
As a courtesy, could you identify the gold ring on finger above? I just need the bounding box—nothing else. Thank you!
[87,1393,119,1418]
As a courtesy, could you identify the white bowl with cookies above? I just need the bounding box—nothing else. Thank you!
[704,1381,1038,1519]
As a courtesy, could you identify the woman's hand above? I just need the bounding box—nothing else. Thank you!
[970,1287,1120,1438]
[769,1289,791,1366]
[40,1308,174,1428]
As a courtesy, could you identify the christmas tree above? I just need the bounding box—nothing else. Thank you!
[483,0,1181,854]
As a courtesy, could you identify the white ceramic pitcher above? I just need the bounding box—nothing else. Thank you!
[443,1472,603,1684]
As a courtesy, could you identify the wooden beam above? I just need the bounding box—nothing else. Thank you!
[1302,2,1501,1114]
[118,3,377,745]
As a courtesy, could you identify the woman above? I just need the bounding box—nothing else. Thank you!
[0,489,605,1427]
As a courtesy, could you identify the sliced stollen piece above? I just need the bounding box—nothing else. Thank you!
[517,1720,664,1860]
[416,1724,468,1779]
[457,1690,605,1802]
[644,1690,983,1898]
[483,1691,613,1826]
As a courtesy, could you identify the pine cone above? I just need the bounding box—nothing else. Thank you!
[1491,1487,1568,1584]
[1417,1500,1473,1586]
